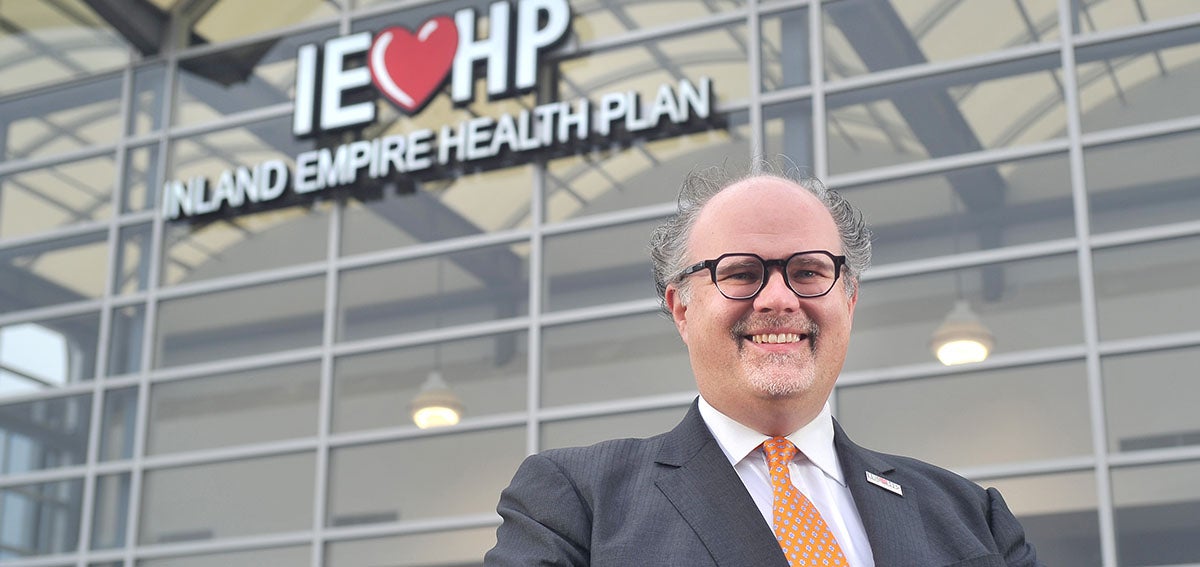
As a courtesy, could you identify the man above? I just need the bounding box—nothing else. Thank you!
[485,165,1042,566]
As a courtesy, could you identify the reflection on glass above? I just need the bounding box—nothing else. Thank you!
[325,527,496,567]
[327,428,523,526]
[0,155,114,239]
[837,361,1092,470]
[341,167,534,257]
[544,219,660,311]
[827,54,1064,175]
[100,387,136,462]
[174,26,337,126]
[764,100,813,167]
[116,223,153,295]
[91,473,130,550]
[1111,460,1200,566]
[154,276,325,368]
[848,254,1083,371]
[0,478,82,558]
[1104,345,1200,454]
[1076,26,1200,133]
[0,1,129,96]
[567,0,743,44]
[338,246,529,342]
[0,312,100,396]
[1093,235,1199,341]
[761,8,810,91]
[139,452,315,544]
[1071,0,1200,35]
[1085,129,1200,234]
[129,63,166,135]
[333,332,527,433]
[842,152,1073,265]
[148,362,319,455]
[542,312,692,407]
[545,111,751,223]
[187,1,338,46]
[0,74,122,162]
[122,144,160,213]
[0,234,108,314]
[541,405,687,450]
[985,472,1101,567]
[137,546,310,567]
[0,394,90,474]
[108,305,145,377]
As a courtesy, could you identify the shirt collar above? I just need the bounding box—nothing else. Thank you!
[697,395,845,486]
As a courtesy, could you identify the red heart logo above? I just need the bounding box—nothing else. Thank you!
[369,17,458,114]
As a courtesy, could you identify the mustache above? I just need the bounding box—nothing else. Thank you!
[730,315,820,343]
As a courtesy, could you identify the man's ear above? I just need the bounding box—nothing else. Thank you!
[665,285,688,342]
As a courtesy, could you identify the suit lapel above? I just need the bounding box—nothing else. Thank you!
[834,420,933,564]
[654,402,788,567]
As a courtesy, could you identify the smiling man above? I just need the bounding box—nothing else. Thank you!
[485,165,1043,566]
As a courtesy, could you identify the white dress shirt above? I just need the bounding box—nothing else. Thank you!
[697,396,876,567]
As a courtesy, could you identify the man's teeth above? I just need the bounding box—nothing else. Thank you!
[750,333,801,344]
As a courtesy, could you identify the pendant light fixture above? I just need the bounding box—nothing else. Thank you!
[410,257,464,428]
[930,299,995,366]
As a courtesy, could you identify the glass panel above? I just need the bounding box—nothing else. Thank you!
[115,223,152,295]
[187,1,338,47]
[161,118,332,286]
[338,246,528,342]
[1085,129,1200,234]
[0,74,122,162]
[544,219,659,312]
[763,100,814,168]
[130,64,167,136]
[0,233,109,314]
[1104,345,1200,453]
[0,155,114,239]
[848,254,1083,372]
[541,312,692,408]
[0,394,90,474]
[824,1,1059,81]
[1076,25,1200,133]
[567,0,743,43]
[175,25,337,126]
[541,405,687,450]
[90,473,129,550]
[0,1,130,97]
[0,478,82,558]
[836,361,1093,469]
[827,54,1064,175]
[985,471,1101,567]
[139,452,315,544]
[122,144,160,214]
[1072,0,1200,35]
[1,312,100,396]
[844,152,1074,265]
[327,428,523,526]
[154,276,325,368]
[148,362,319,455]
[325,527,495,567]
[559,22,749,105]
[544,111,751,223]
[1111,460,1200,566]
[762,8,810,91]
[341,167,534,256]
[333,332,527,433]
[108,305,145,377]
[137,546,310,567]
[100,387,136,463]
[1093,235,1199,341]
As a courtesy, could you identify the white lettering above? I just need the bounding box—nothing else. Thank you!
[293,44,319,136]
[515,0,570,90]
[321,32,375,131]
[452,2,510,103]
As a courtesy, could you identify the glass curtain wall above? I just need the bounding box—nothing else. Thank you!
[0,1,1198,566]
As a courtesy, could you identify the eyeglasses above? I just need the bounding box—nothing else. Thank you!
[677,251,846,300]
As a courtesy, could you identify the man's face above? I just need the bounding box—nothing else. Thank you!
[666,177,857,420]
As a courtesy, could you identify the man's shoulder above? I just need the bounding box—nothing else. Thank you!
[535,430,670,472]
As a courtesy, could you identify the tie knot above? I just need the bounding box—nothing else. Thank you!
[763,436,797,464]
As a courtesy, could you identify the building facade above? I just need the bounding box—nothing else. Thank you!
[1,0,1199,565]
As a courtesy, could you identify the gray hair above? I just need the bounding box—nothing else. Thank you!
[649,161,872,314]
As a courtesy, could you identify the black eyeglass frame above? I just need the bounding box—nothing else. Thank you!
[676,250,847,300]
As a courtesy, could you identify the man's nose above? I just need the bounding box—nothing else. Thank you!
[753,267,798,311]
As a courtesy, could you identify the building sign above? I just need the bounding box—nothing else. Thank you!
[162,0,716,221]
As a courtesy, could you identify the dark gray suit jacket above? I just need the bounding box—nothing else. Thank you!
[486,400,1042,566]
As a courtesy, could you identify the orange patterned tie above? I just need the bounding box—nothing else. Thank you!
[763,437,849,566]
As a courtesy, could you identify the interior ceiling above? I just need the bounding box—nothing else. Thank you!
[1,0,1196,320]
